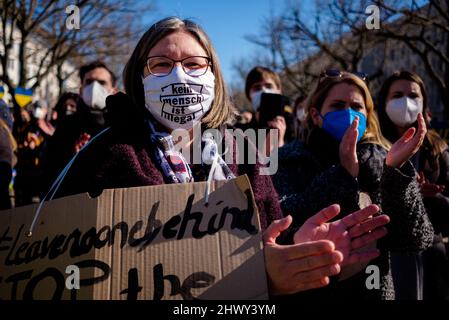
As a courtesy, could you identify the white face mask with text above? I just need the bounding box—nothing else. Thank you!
[142,66,215,130]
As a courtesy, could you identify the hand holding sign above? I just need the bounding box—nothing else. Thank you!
[294,204,390,266]
[263,216,343,296]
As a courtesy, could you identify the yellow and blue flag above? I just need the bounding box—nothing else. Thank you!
[14,87,33,108]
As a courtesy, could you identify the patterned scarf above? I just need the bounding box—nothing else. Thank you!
[147,120,235,187]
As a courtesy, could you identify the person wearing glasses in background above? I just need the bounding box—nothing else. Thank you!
[377,71,449,300]
[272,70,433,300]
[54,18,391,298]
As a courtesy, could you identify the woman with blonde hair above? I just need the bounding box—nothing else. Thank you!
[50,18,392,298]
[273,70,433,299]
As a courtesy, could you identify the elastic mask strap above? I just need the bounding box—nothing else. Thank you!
[27,127,111,237]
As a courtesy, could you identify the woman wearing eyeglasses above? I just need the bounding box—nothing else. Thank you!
[272,70,433,300]
[53,18,391,298]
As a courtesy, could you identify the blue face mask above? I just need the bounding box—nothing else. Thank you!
[321,108,367,142]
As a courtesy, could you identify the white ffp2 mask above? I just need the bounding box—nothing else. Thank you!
[33,107,46,120]
[142,66,215,130]
[81,81,111,110]
[296,108,306,122]
[386,96,423,127]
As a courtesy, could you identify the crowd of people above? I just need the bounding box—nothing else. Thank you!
[0,16,448,300]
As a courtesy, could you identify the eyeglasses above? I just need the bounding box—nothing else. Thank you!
[319,69,368,83]
[145,56,212,77]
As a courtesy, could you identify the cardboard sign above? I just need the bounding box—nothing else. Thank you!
[0,175,268,300]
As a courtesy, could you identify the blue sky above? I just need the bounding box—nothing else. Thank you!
[144,0,284,85]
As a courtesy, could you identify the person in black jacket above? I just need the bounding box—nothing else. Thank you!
[50,92,79,129]
[377,70,449,300]
[40,61,117,193]
[0,101,16,210]
[272,70,433,300]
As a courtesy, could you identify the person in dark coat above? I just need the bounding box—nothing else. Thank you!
[48,17,389,298]
[50,92,79,129]
[0,101,16,210]
[40,61,117,193]
[377,70,449,300]
[13,107,42,206]
[272,71,433,300]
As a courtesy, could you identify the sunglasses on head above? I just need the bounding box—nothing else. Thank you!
[319,69,368,83]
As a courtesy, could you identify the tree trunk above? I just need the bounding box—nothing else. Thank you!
[444,28,449,122]
[56,63,64,98]
[17,33,28,88]
[9,86,25,136]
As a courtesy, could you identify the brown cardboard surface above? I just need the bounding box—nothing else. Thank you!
[0,175,268,300]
